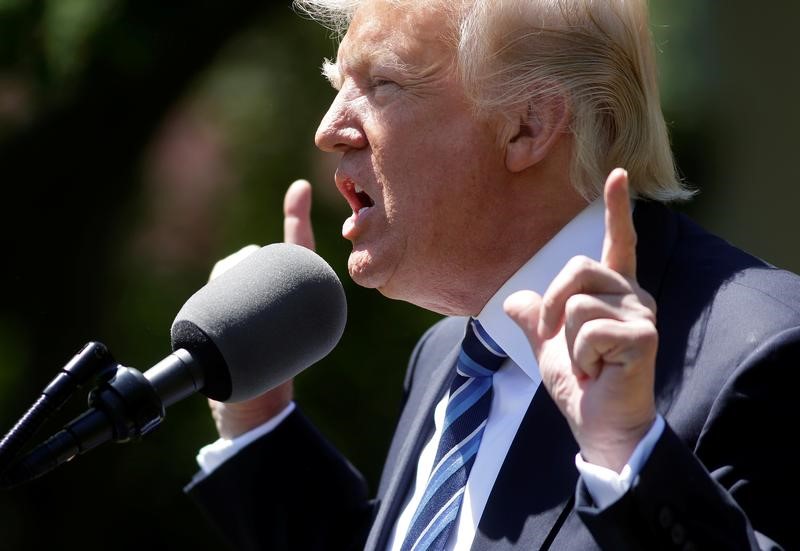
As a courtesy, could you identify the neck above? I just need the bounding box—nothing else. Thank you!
[400,166,588,316]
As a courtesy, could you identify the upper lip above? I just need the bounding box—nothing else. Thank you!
[335,172,375,212]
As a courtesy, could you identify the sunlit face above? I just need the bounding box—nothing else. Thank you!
[315,1,511,314]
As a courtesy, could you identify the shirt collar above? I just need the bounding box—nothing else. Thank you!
[476,198,605,382]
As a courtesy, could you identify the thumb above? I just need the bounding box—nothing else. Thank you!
[208,244,260,282]
[504,290,545,356]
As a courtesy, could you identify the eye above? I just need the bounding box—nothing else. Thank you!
[370,77,398,90]
[363,73,402,104]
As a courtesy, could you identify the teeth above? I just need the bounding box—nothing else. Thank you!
[355,183,364,193]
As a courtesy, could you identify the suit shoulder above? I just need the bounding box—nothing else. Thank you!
[671,210,800,320]
[403,316,466,390]
[422,316,468,345]
[647,206,800,387]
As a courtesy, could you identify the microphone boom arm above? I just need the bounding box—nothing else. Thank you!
[1,347,204,488]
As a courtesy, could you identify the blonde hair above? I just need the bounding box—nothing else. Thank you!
[294,0,692,202]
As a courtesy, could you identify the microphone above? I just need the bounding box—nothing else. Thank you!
[169,242,347,403]
[1,243,346,486]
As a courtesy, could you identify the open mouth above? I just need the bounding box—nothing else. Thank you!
[340,178,375,214]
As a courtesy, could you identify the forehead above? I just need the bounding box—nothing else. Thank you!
[336,0,456,71]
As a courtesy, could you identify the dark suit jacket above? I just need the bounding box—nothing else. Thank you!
[186,201,800,550]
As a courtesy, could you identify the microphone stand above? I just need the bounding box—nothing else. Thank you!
[0,342,118,476]
[0,342,180,488]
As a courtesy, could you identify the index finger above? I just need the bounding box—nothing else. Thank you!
[601,168,637,280]
[283,179,316,251]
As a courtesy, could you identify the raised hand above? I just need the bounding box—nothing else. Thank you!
[504,169,658,472]
[208,179,315,439]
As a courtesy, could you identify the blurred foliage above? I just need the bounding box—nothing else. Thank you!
[0,1,798,549]
[42,0,121,90]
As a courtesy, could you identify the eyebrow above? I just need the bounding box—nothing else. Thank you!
[322,58,342,89]
[321,47,415,90]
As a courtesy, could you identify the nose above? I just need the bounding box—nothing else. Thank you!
[314,91,367,153]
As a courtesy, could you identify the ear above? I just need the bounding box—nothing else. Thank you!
[504,97,568,173]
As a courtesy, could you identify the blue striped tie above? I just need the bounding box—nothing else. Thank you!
[400,318,507,551]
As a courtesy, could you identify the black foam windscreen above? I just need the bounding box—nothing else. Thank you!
[169,320,231,401]
[170,243,347,402]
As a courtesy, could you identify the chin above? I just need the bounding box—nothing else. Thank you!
[347,249,386,290]
[347,247,439,309]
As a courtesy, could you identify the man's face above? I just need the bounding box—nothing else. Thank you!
[315,1,510,313]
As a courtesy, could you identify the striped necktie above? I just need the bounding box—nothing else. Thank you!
[400,318,507,551]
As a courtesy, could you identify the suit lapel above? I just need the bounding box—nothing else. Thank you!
[471,385,579,550]
[366,320,466,551]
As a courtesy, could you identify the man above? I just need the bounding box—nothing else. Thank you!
[186,0,799,549]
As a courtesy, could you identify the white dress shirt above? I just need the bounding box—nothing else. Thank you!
[197,198,665,550]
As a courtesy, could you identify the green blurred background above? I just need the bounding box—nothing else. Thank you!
[0,1,797,549]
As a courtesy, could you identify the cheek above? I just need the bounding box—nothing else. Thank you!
[383,141,493,233]
[370,107,501,219]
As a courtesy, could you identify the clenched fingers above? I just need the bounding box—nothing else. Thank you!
[571,317,658,380]
[539,256,635,338]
